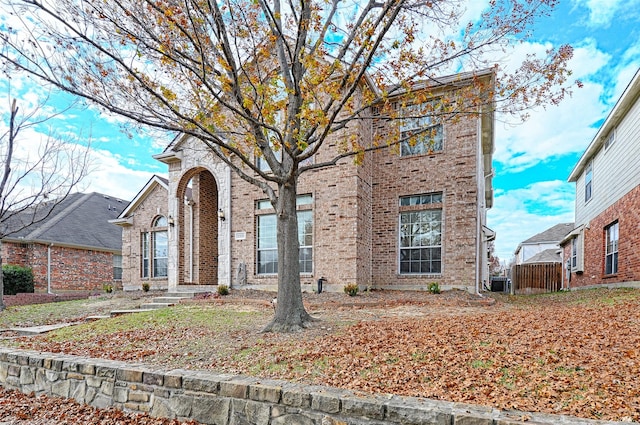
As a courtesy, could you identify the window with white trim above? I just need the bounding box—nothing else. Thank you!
[585,162,593,202]
[605,221,618,275]
[400,102,444,156]
[113,255,122,280]
[141,216,168,278]
[399,193,443,274]
[256,195,313,274]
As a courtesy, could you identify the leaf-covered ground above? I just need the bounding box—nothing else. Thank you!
[0,387,200,424]
[3,288,640,422]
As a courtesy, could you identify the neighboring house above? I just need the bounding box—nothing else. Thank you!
[514,222,574,265]
[1,192,128,292]
[118,70,496,293]
[561,68,640,289]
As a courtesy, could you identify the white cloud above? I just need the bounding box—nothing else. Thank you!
[493,39,611,171]
[572,0,640,28]
[488,180,575,261]
[83,148,156,201]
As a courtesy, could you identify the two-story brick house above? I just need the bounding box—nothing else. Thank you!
[115,70,496,293]
[561,68,640,289]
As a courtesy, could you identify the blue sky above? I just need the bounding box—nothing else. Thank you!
[1,0,640,263]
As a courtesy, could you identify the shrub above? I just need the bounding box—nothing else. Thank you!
[142,282,150,292]
[217,284,229,296]
[428,282,441,294]
[2,264,35,295]
[103,283,113,294]
[343,283,359,297]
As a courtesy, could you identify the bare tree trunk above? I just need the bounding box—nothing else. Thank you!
[263,179,314,332]
[0,240,5,311]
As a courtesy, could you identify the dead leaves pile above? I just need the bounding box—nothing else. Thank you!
[13,289,640,422]
[0,387,200,424]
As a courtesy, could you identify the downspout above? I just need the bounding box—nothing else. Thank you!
[475,207,484,297]
[47,243,53,294]
[189,201,194,282]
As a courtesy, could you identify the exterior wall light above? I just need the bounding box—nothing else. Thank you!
[218,208,226,221]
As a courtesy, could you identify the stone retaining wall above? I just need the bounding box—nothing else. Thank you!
[0,348,628,425]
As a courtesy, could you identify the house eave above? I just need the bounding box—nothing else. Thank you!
[568,69,640,182]
[2,237,121,254]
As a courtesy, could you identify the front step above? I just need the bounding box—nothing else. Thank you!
[152,296,191,304]
[164,292,196,298]
[110,309,156,317]
[108,292,196,317]
[140,302,175,310]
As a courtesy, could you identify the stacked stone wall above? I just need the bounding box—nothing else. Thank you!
[0,348,621,425]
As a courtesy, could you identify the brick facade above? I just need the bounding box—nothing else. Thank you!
[118,180,174,291]
[2,242,116,293]
[563,184,640,288]
[130,73,495,293]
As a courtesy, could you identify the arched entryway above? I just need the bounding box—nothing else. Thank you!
[176,168,219,286]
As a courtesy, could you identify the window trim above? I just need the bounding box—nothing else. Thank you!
[141,215,168,279]
[399,101,445,157]
[398,193,444,275]
[255,196,314,275]
[584,161,593,203]
[605,221,619,275]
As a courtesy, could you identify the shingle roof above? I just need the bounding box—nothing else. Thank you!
[523,248,562,264]
[4,192,129,251]
[521,222,574,245]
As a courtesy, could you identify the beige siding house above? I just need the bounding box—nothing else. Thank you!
[561,68,640,288]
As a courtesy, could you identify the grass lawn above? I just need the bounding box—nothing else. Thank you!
[1,288,639,422]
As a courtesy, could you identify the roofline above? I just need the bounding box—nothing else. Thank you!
[116,175,169,220]
[2,237,121,254]
[568,68,640,182]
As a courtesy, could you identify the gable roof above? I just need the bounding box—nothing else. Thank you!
[3,192,129,252]
[112,175,169,225]
[523,248,562,264]
[568,68,640,182]
[521,222,574,245]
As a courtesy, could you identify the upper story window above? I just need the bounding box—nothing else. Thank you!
[584,161,593,203]
[604,129,616,150]
[400,102,444,157]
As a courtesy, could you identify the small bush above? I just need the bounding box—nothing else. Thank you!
[142,282,150,292]
[344,283,359,297]
[103,283,113,294]
[217,284,229,296]
[2,264,35,295]
[428,282,441,294]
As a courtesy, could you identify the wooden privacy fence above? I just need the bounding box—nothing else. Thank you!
[511,263,562,294]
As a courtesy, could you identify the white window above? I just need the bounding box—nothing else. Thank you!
[400,102,444,157]
[113,255,122,280]
[605,222,618,275]
[256,196,313,274]
[141,216,168,278]
[141,232,150,278]
[585,162,593,203]
[399,193,443,274]
[570,231,584,273]
[604,129,615,150]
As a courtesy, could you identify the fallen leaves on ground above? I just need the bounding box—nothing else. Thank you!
[9,289,640,422]
[0,387,201,424]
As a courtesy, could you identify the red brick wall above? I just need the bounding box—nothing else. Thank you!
[568,184,640,287]
[2,242,115,292]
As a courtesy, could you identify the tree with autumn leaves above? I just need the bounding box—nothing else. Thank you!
[1,0,577,331]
